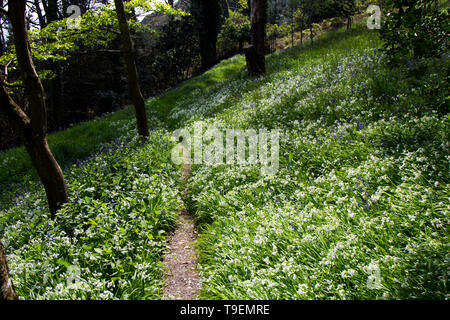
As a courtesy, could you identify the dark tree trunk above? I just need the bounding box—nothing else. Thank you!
[199,38,218,71]
[290,9,294,48]
[245,0,266,76]
[221,0,229,19]
[244,45,260,76]
[44,0,59,23]
[0,239,18,300]
[300,24,303,45]
[114,0,149,137]
[34,0,47,28]
[0,0,4,55]
[2,0,68,219]
[191,0,221,71]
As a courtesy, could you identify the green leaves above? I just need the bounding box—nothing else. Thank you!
[380,0,450,63]
[1,128,181,299]
[0,0,186,79]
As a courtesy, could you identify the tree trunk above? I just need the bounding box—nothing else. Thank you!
[191,0,221,71]
[245,0,266,76]
[114,0,149,137]
[290,9,294,48]
[221,0,229,19]
[0,1,4,55]
[199,38,218,71]
[3,0,68,219]
[44,0,59,23]
[244,45,261,76]
[34,0,47,28]
[300,24,303,45]
[0,239,18,300]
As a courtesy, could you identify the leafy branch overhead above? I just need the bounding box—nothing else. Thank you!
[0,0,187,81]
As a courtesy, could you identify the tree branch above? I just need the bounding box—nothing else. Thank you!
[0,59,16,83]
[0,82,31,132]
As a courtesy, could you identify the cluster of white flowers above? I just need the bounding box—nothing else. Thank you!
[1,128,182,299]
[183,33,448,299]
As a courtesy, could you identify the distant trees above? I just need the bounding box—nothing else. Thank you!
[1,1,184,148]
[0,0,5,55]
[219,10,250,54]
[27,1,110,133]
[0,0,69,218]
[342,0,356,31]
[114,0,149,137]
[293,6,306,45]
[151,15,200,84]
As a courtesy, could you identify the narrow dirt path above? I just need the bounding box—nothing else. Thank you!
[162,163,201,300]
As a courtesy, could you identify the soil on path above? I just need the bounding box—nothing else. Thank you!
[162,163,200,300]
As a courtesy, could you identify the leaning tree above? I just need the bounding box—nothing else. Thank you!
[0,0,69,219]
[114,0,149,137]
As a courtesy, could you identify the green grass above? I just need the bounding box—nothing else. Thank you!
[0,22,448,299]
[0,34,250,299]
[0,106,135,207]
[176,24,448,299]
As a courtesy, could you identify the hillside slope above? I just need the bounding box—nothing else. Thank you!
[0,23,448,299]
[168,25,449,299]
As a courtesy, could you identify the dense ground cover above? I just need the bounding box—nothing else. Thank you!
[0,22,448,299]
[0,51,246,300]
[168,25,449,299]
[0,120,181,298]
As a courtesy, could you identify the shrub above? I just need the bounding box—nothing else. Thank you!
[380,0,450,63]
[218,11,250,57]
[329,17,345,29]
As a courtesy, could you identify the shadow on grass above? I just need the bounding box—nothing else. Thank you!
[0,23,374,205]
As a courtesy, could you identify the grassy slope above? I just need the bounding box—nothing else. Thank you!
[0,23,448,299]
[169,25,448,299]
[0,48,247,299]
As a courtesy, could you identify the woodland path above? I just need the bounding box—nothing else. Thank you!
[162,162,201,300]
